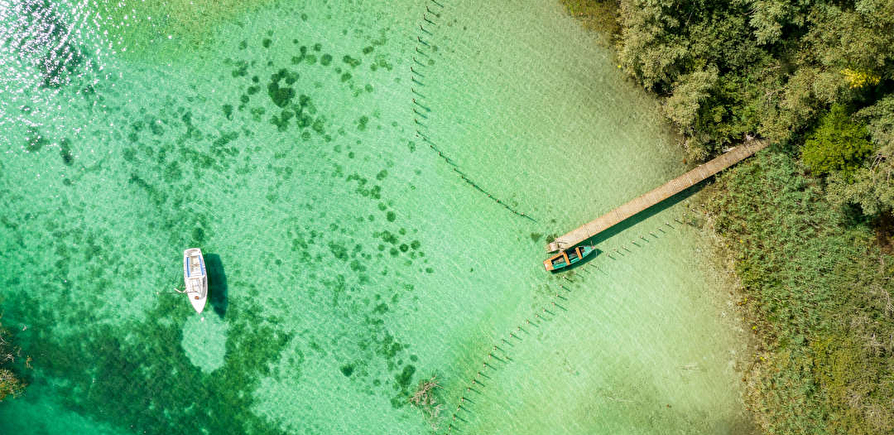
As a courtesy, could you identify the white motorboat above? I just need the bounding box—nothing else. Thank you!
[183,248,208,313]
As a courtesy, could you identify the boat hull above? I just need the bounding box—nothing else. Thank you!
[183,248,208,313]
[544,245,597,272]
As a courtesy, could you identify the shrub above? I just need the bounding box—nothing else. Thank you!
[801,105,874,179]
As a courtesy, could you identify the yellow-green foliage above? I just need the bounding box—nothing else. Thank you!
[841,68,881,89]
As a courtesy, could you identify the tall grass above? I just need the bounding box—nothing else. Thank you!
[706,152,894,434]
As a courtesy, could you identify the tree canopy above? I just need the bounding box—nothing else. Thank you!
[609,0,894,213]
[565,1,894,433]
[801,104,874,178]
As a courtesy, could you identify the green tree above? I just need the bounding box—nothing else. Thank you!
[861,94,894,147]
[663,65,718,134]
[801,105,873,178]
[567,1,894,434]
[826,96,894,214]
[745,0,811,45]
[611,0,894,157]
[616,0,690,91]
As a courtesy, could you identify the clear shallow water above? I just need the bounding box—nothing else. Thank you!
[0,1,752,434]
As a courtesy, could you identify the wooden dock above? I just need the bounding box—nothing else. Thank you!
[546,139,770,253]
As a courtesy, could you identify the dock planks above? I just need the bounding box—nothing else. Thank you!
[546,139,770,253]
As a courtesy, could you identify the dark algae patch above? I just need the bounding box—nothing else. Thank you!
[7,0,90,89]
[206,25,427,418]
[0,6,438,431]
[342,55,361,68]
[6,294,291,435]
[340,364,355,377]
[395,364,415,390]
[25,128,48,152]
[59,138,74,165]
[267,68,298,108]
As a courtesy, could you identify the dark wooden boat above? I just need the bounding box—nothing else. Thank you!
[543,245,596,272]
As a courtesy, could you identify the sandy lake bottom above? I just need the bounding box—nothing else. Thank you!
[0,1,753,433]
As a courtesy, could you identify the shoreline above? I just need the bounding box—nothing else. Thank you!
[6,0,890,433]
[559,1,894,433]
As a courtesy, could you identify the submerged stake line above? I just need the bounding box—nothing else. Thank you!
[412,104,536,221]
[442,280,587,432]
[405,2,554,431]
[408,0,536,226]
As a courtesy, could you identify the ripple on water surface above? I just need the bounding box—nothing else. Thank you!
[0,1,751,434]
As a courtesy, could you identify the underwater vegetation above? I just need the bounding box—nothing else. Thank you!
[0,9,441,431]
[7,292,293,434]
[0,321,27,402]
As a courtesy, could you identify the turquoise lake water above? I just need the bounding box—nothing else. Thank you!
[0,0,755,433]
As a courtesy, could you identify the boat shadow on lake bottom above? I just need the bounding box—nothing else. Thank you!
[204,253,228,319]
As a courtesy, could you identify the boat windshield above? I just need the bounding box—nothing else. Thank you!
[188,256,204,277]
